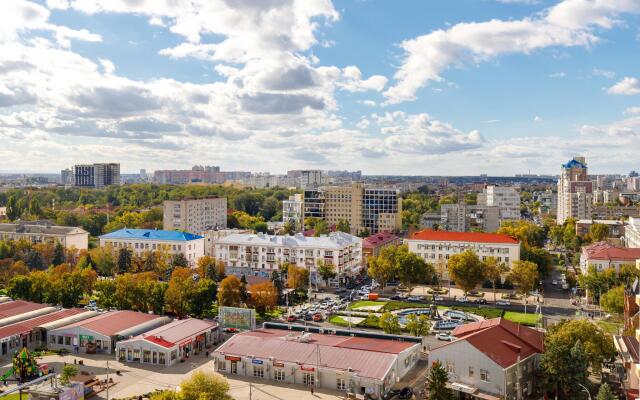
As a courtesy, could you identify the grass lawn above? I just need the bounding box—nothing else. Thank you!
[348,300,386,310]
[328,315,350,327]
[383,301,429,311]
[596,320,622,335]
[503,311,541,326]
[1,394,28,399]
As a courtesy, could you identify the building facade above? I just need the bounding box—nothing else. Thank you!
[575,219,626,238]
[557,157,593,224]
[0,222,89,250]
[478,185,521,220]
[579,242,640,274]
[625,217,640,248]
[282,194,304,231]
[303,184,402,235]
[99,229,205,267]
[162,197,227,234]
[362,231,402,266]
[214,232,362,286]
[72,163,120,188]
[153,165,223,184]
[406,230,520,282]
[439,204,500,232]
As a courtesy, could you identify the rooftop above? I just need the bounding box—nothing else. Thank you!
[562,158,587,169]
[0,301,51,319]
[0,308,89,339]
[100,228,204,241]
[215,328,418,380]
[119,318,215,349]
[576,219,625,226]
[409,230,519,245]
[362,231,399,249]
[448,318,544,368]
[0,222,87,236]
[582,242,640,261]
[52,310,165,337]
[217,231,361,249]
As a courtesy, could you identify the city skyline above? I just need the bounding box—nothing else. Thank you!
[1,0,640,175]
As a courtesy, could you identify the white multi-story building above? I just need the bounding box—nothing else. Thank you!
[163,197,227,234]
[99,229,205,267]
[282,194,304,231]
[202,228,253,256]
[0,222,89,250]
[557,157,593,224]
[478,185,520,220]
[625,217,640,248]
[214,232,362,286]
[406,230,520,282]
[579,241,640,274]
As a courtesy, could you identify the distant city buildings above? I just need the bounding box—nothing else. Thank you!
[0,221,89,250]
[214,231,362,286]
[434,203,500,233]
[557,157,593,224]
[303,183,402,235]
[162,197,227,234]
[153,165,227,184]
[282,194,304,231]
[477,185,521,220]
[71,163,120,188]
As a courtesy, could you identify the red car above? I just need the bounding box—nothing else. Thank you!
[287,315,297,322]
[312,313,323,322]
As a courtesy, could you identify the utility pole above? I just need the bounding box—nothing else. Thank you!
[249,382,252,400]
[106,360,110,400]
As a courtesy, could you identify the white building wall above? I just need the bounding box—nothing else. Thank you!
[100,237,205,267]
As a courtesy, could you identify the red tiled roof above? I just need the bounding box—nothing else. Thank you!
[447,318,543,368]
[0,308,87,339]
[583,242,640,261]
[120,318,215,349]
[410,230,519,244]
[55,310,163,336]
[362,231,399,249]
[0,301,50,319]
[215,329,418,380]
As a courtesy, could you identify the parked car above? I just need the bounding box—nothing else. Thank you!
[496,300,511,306]
[436,333,455,341]
[304,313,313,321]
[398,387,413,399]
[433,295,444,302]
[551,280,558,285]
[407,296,423,302]
[473,298,487,305]
[455,296,469,303]
[312,313,323,322]
[287,315,297,322]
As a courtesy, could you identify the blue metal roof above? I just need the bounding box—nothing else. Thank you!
[100,228,203,241]
[562,159,587,169]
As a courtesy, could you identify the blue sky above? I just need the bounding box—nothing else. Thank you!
[1,0,639,175]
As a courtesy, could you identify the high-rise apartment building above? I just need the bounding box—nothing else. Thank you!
[478,185,521,220]
[60,168,72,185]
[282,194,304,231]
[163,197,227,234]
[302,183,402,234]
[438,203,500,232]
[557,157,593,224]
[72,163,120,188]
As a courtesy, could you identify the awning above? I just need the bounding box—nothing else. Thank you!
[446,382,503,400]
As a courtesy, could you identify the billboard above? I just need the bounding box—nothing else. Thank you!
[219,307,256,330]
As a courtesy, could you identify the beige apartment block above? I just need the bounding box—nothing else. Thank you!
[163,197,227,234]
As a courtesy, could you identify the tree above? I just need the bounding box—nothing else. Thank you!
[545,319,615,372]
[90,246,116,276]
[117,248,132,274]
[270,270,284,301]
[317,260,336,287]
[148,281,168,314]
[427,360,453,400]
[6,196,20,221]
[313,219,329,236]
[367,254,396,290]
[336,219,350,233]
[172,253,189,268]
[286,264,309,292]
[249,281,278,317]
[508,260,539,313]
[283,220,295,235]
[7,275,32,300]
[28,197,42,218]
[447,250,485,295]
[165,268,197,318]
[379,312,400,334]
[25,250,44,270]
[596,383,615,400]
[179,371,233,400]
[189,278,217,318]
[396,247,433,291]
[60,364,79,385]
[94,279,117,309]
[541,339,590,399]
[52,243,66,266]
[599,285,624,314]
[589,223,609,242]
[405,314,430,336]
[483,257,509,302]
[197,256,217,281]
[217,275,242,307]
[239,274,249,302]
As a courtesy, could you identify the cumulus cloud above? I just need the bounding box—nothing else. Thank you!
[607,77,640,95]
[384,0,640,103]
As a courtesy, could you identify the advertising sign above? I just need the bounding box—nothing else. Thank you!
[79,335,94,347]
[60,382,85,400]
[219,307,256,330]
[251,359,263,365]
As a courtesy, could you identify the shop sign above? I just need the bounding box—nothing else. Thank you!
[225,356,241,362]
[300,366,315,372]
[273,361,284,368]
[251,359,263,365]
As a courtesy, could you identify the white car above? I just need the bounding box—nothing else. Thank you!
[551,280,558,285]
[455,297,469,303]
[433,295,444,302]
[436,333,455,341]
[496,300,511,306]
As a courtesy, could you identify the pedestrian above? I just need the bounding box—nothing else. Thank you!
[310,386,314,395]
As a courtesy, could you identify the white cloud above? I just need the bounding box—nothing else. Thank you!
[99,58,115,74]
[534,115,543,122]
[607,77,640,95]
[625,106,640,115]
[384,0,640,103]
[548,72,566,78]
[592,67,615,79]
[358,100,377,107]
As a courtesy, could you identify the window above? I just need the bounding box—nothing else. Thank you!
[253,365,264,378]
[274,369,285,381]
[50,335,56,344]
[133,349,141,361]
[468,366,474,377]
[159,352,166,365]
[143,350,151,363]
[480,369,490,382]
[57,336,63,345]
[64,336,71,346]
[303,373,315,386]
[337,378,346,390]
[446,361,455,373]
[171,350,177,360]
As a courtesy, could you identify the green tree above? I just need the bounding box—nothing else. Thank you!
[217,275,242,307]
[270,270,284,301]
[190,278,217,318]
[447,250,485,295]
[483,257,509,302]
[28,197,42,217]
[25,250,44,270]
[317,260,336,287]
[6,196,21,221]
[367,254,396,289]
[600,285,624,314]
[94,279,117,309]
[508,260,539,313]
[405,314,430,336]
[541,339,590,399]
[379,312,400,334]
[52,242,66,266]
[596,383,615,400]
[172,253,189,268]
[313,220,329,236]
[336,219,350,233]
[60,364,79,385]
[179,371,233,400]
[427,360,453,400]
[117,248,132,274]
[7,275,32,300]
[589,223,609,242]
[545,319,615,372]
[397,248,433,291]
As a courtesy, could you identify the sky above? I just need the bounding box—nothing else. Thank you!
[1,0,639,175]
